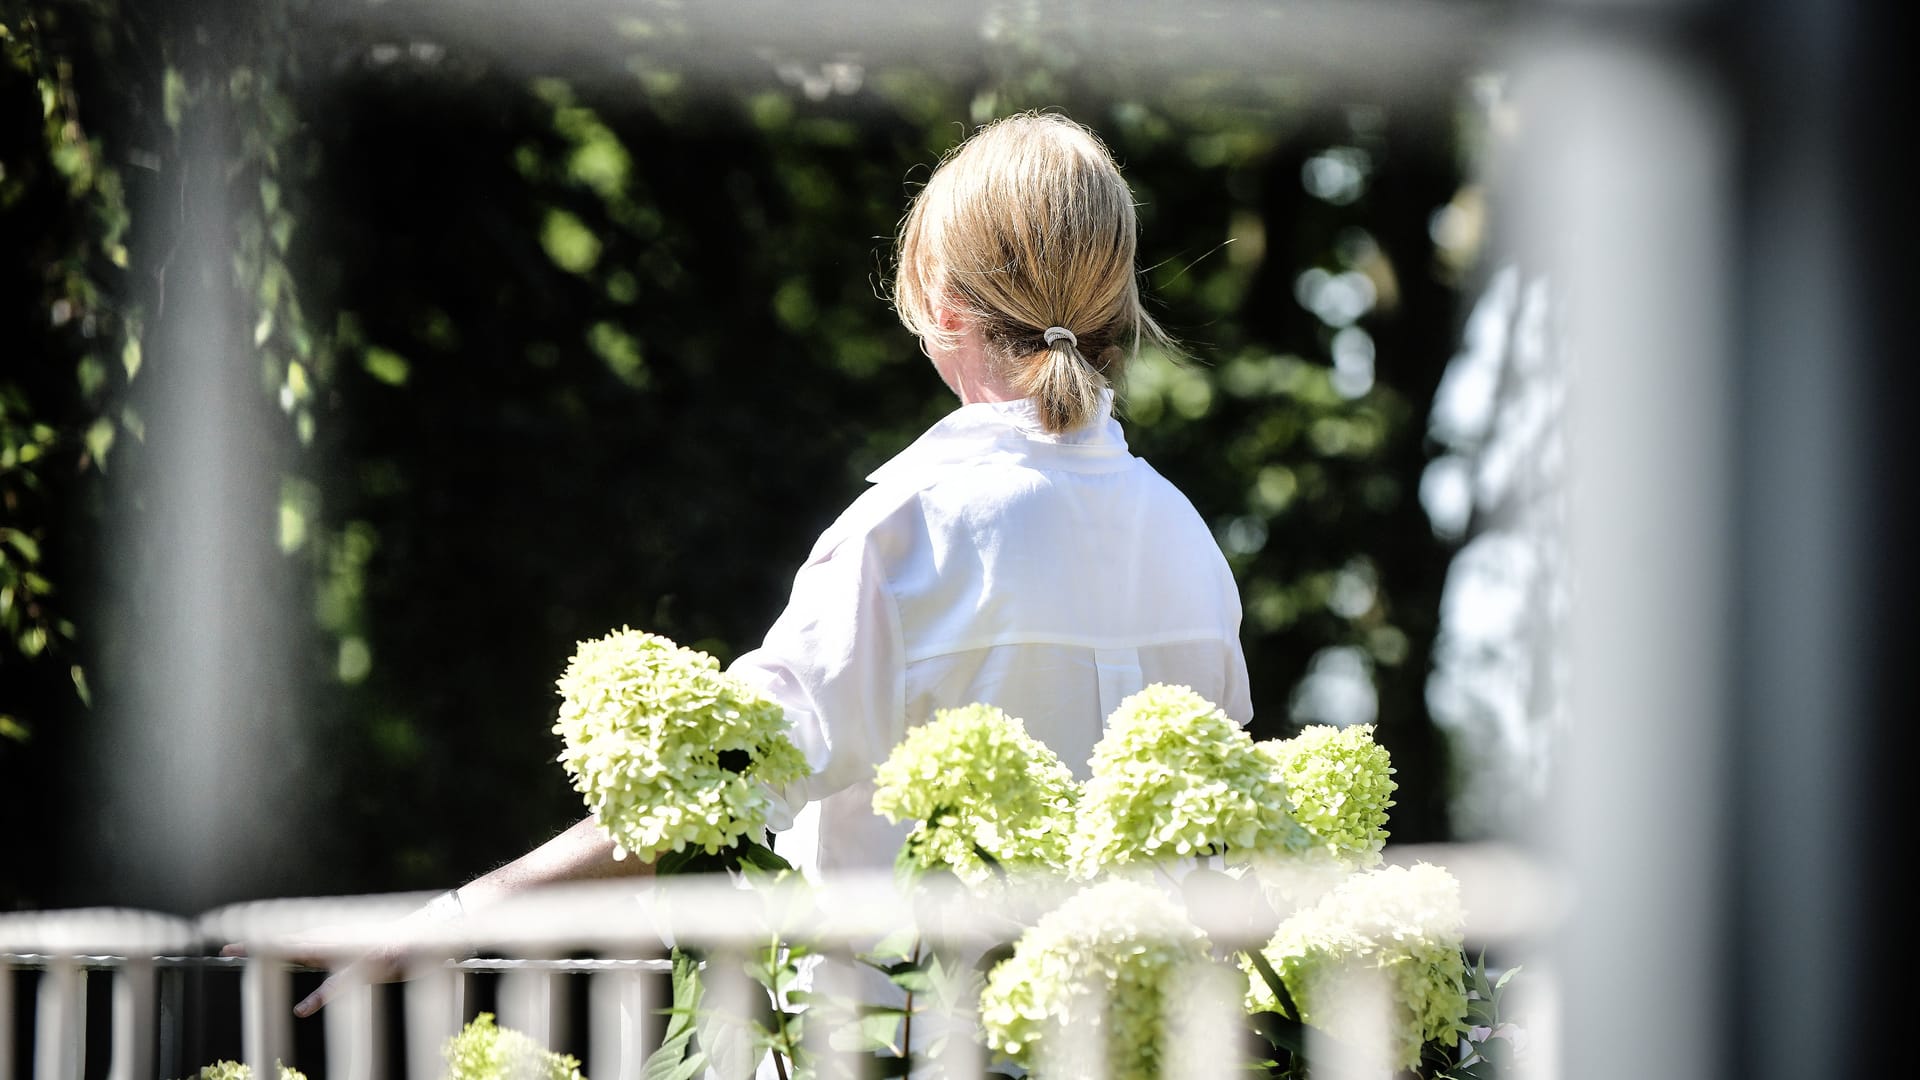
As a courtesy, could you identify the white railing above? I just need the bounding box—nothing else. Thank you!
[0,842,1559,1080]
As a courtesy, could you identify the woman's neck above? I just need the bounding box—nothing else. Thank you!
[929,323,1025,405]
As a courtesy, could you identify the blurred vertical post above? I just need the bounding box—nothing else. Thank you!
[1730,0,1908,1077]
[92,0,302,912]
[1515,12,1735,1080]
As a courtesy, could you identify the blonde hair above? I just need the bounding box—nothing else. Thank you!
[892,111,1174,433]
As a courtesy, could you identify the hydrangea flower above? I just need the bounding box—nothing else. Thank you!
[979,879,1213,1080]
[442,1013,586,1080]
[1257,724,1397,866]
[871,703,1078,884]
[181,1063,306,1080]
[1244,862,1470,1070]
[552,628,810,862]
[1069,684,1309,876]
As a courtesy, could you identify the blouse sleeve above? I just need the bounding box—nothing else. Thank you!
[726,529,907,829]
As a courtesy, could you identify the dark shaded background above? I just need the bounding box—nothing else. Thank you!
[1,0,1489,912]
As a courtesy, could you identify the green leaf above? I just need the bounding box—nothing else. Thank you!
[974,941,1016,974]
[1248,1011,1309,1059]
[84,418,115,469]
[695,1005,760,1080]
[860,959,934,995]
[893,831,925,889]
[1,530,39,562]
[656,845,736,876]
[162,67,187,128]
[1243,947,1300,1020]
[735,838,794,873]
[644,950,705,1080]
[827,1008,906,1056]
[971,843,1004,875]
[863,927,919,965]
[363,347,409,387]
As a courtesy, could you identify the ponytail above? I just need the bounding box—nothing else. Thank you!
[1013,329,1109,434]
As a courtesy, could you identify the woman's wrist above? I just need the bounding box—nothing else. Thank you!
[421,887,464,922]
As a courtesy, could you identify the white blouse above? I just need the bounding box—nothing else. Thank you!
[728,390,1252,875]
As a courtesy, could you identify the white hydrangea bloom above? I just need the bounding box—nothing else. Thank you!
[871,703,1077,884]
[1257,723,1397,865]
[1070,684,1310,876]
[552,627,809,862]
[1244,862,1470,1070]
[979,879,1215,1080]
[442,1013,585,1080]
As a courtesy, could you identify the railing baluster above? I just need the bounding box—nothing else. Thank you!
[323,967,375,1080]
[240,957,289,1078]
[110,958,156,1080]
[32,956,83,1080]
[1307,968,1393,1080]
[404,960,460,1080]
[1035,972,1104,1080]
[498,964,554,1051]
[699,949,761,1080]
[798,950,859,1080]
[0,955,14,1080]
[588,964,648,1080]
[1165,958,1241,1080]
[929,948,982,1080]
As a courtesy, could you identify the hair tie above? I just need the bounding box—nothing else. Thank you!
[1043,326,1078,349]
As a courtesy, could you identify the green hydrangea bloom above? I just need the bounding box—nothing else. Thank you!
[552,627,810,862]
[180,1063,306,1080]
[871,703,1078,884]
[1257,724,1397,866]
[1070,684,1309,876]
[979,879,1213,1080]
[1244,862,1470,1070]
[442,1013,586,1080]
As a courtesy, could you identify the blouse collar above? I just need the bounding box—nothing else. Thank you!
[866,390,1132,485]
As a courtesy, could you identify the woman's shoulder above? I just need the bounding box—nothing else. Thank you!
[797,475,940,567]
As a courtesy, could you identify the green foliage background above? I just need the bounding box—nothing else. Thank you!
[0,0,1493,911]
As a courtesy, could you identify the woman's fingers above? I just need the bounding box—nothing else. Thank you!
[293,974,339,1018]
[290,945,411,1016]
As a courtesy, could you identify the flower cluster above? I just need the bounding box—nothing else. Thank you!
[1070,684,1309,876]
[552,628,810,862]
[180,1063,306,1080]
[1259,724,1397,866]
[443,1013,586,1080]
[871,703,1078,884]
[979,878,1213,1080]
[1244,863,1470,1070]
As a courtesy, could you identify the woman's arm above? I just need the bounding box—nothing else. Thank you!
[232,813,652,1017]
[457,812,654,909]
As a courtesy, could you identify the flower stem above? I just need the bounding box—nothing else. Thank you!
[767,932,793,1080]
[900,936,922,1067]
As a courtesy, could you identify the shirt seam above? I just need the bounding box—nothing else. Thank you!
[902,629,1234,665]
